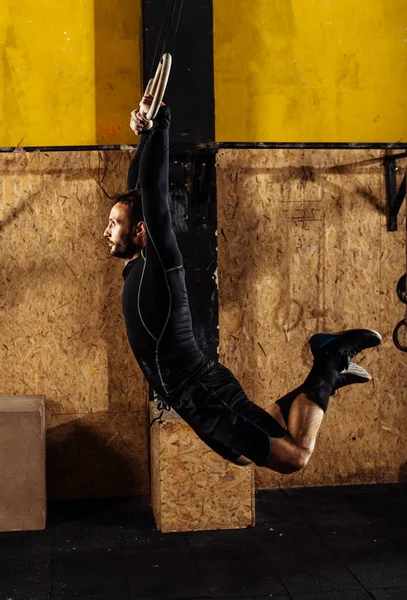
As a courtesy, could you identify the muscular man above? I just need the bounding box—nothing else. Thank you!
[103,98,381,472]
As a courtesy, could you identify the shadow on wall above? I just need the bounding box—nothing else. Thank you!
[399,461,407,482]
[46,420,142,499]
[94,0,141,145]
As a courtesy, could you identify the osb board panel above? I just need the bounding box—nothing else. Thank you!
[379,195,407,483]
[217,149,407,488]
[0,150,145,415]
[46,410,149,499]
[150,403,255,532]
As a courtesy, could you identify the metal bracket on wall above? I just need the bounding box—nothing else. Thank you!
[385,153,407,231]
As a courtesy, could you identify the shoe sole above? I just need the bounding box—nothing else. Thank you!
[341,362,371,383]
[310,328,382,357]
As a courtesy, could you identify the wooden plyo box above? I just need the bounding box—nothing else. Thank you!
[149,402,255,533]
[0,395,46,531]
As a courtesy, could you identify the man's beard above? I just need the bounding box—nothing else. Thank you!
[109,235,138,259]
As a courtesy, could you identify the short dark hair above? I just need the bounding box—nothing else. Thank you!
[114,189,144,226]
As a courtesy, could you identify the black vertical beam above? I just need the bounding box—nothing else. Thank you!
[142,0,218,359]
[169,147,218,359]
[142,0,215,144]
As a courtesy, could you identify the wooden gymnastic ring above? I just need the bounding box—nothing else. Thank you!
[146,53,172,120]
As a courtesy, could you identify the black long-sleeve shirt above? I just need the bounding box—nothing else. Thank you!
[122,107,209,399]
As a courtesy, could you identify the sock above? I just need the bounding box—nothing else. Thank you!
[302,353,346,412]
[275,385,303,424]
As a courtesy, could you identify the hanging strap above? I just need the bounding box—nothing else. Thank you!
[148,0,184,81]
[149,0,172,80]
[168,0,184,57]
[137,0,184,124]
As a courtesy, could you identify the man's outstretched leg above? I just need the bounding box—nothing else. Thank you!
[257,328,381,473]
[264,394,324,473]
[270,361,371,427]
[263,361,372,471]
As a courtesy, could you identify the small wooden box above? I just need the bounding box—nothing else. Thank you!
[149,402,255,533]
[0,395,46,531]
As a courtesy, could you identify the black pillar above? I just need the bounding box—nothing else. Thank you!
[142,0,218,360]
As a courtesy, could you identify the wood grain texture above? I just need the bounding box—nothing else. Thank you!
[150,402,255,532]
[0,150,143,414]
[217,149,407,488]
[0,150,150,498]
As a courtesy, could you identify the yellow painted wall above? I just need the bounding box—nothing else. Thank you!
[214,0,407,142]
[0,0,141,147]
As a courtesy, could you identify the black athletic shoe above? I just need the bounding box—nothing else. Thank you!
[309,328,382,369]
[333,362,371,395]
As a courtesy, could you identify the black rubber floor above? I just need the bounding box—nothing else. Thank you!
[0,483,406,600]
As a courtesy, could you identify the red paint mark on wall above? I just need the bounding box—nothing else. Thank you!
[97,122,122,141]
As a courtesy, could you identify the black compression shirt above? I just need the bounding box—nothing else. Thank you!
[122,107,209,399]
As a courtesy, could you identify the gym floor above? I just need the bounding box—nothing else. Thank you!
[0,483,406,600]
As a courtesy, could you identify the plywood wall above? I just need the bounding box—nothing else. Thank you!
[1,147,406,499]
[0,149,149,499]
[217,149,407,488]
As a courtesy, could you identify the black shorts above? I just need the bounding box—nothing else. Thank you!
[171,362,283,466]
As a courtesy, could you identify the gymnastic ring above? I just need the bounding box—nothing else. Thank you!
[396,274,406,304]
[144,53,172,120]
[393,319,407,352]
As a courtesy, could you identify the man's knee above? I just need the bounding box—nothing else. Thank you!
[285,446,312,474]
